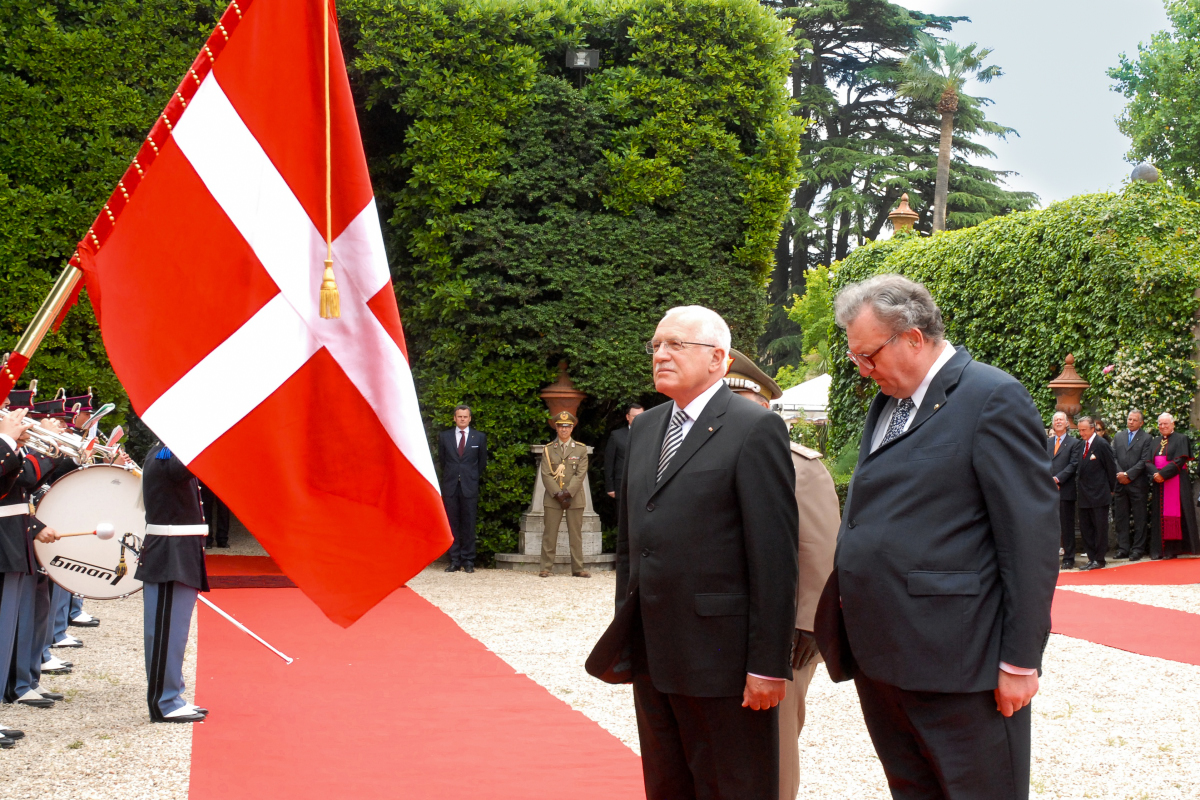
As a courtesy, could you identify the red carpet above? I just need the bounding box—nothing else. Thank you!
[189,588,645,799]
[205,555,295,588]
[1052,589,1200,666]
[1057,556,1200,586]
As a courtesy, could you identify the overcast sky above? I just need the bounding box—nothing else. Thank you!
[896,0,1171,206]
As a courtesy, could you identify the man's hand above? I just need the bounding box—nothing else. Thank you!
[35,527,60,544]
[742,675,786,710]
[1154,473,1165,483]
[1117,472,1130,485]
[1053,477,1060,490]
[994,669,1038,717]
[791,629,820,670]
[607,491,616,498]
[0,408,34,442]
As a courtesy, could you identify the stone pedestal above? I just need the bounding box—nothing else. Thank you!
[493,444,616,573]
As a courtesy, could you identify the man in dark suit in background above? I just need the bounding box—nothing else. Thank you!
[1113,409,1153,561]
[437,405,488,573]
[605,403,644,499]
[816,274,1058,800]
[1048,411,1082,570]
[1075,416,1117,571]
[587,305,799,800]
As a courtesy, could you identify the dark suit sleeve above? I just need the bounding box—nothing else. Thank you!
[1054,438,1080,485]
[614,439,632,613]
[604,435,618,493]
[970,381,1059,671]
[1100,439,1117,493]
[1126,435,1149,481]
[735,412,800,680]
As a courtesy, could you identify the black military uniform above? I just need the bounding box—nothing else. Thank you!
[136,442,208,723]
[0,434,38,742]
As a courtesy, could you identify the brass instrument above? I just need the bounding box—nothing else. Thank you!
[0,402,138,470]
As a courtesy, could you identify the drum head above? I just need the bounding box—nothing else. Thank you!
[33,464,145,599]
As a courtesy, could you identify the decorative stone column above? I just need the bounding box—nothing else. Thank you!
[1049,354,1089,428]
[493,361,615,573]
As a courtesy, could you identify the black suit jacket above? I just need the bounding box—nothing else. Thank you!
[604,426,631,496]
[437,428,488,498]
[1048,434,1082,502]
[1076,435,1117,508]
[586,384,799,697]
[1113,428,1153,492]
[814,347,1058,693]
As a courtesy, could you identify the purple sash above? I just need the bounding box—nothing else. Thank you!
[1155,455,1183,541]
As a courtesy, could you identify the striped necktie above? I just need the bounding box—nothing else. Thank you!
[657,409,689,482]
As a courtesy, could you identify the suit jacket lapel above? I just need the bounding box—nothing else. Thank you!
[650,384,729,498]
[863,346,972,461]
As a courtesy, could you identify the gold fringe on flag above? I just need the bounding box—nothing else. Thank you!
[319,0,340,319]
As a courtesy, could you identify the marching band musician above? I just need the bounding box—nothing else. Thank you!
[0,407,37,747]
[138,440,209,723]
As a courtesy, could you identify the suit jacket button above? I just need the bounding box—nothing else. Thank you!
[847,520,857,528]
[641,548,651,558]
[646,502,655,511]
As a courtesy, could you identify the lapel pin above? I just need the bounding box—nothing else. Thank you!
[708,427,713,432]
[934,404,940,410]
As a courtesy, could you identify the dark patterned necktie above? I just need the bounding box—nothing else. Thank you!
[458,430,466,457]
[657,409,689,482]
[881,398,915,446]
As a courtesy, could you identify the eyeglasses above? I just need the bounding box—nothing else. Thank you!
[846,332,900,371]
[644,340,717,355]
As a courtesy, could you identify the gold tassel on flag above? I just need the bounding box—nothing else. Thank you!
[319,0,340,319]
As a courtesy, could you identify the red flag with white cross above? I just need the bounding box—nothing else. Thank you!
[74,0,451,626]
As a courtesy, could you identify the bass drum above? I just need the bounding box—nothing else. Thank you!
[33,464,145,599]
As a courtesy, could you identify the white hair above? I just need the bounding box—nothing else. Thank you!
[1052,411,1068,422]
[661,306,731,352]
[1159,412,1175,423]
[834,274,945,342]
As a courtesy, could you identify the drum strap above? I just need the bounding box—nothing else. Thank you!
[145,524,208,537]
[0,503,29,518]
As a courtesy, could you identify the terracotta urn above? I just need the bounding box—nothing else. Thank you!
[1048,354,1090,428]
[540,360,586,425]
[888,193,920,232]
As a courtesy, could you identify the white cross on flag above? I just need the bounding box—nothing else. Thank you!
[75,0,451,626]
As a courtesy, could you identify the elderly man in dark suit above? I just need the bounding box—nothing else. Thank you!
[587,306,799,800]
[815,274,1059,800]
[1075,416,1117,571]
[437,405,488,573]
[1047,411,1082,569]
[604,403,644,499]
[1113,409,1153,560]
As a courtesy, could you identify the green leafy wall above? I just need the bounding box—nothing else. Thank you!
[827,182,1200,453]
[343,0,803,560]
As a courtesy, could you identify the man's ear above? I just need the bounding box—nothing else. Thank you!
[711,348,728,373]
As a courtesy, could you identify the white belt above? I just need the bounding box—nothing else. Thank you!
[145,524,208,537]
[0,503,29,518]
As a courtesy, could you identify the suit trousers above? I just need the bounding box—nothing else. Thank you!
[777,661,818,800]
[541,503,583,573]
[41,582,71,664]
[1058,500,1076,561]
[853,672,1031,800]
[1113,488,1148,555]
[633,671,779,800]
[0,573,19,702]
[1078,505,1109,566]
[443,491,479,566]
[144,581,199,720]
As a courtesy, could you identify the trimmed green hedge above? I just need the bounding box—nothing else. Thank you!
[828,182,1200,453]
[344,0,803,560]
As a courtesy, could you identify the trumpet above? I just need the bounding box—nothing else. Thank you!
[0,407,98,460]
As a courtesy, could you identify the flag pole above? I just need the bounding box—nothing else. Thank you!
[1,263,84,398]
[318,0,340,319]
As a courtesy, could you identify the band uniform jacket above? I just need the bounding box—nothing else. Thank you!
[0,439,43,575]
[1076,435,1117,509]
[437,428,488,499]
[1113,428,1153,491]
[586,384,800,697]
[604,426,631,497]
[791,442,838,634]
[815,347,1059,693]
[136,443,209,592]
[541,439,588,510]
[1047,433,1082,502]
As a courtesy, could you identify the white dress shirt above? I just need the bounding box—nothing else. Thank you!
[0,434,16,452]
[670,378,725,441]
[456,426,470,451]
[870,341,957,452]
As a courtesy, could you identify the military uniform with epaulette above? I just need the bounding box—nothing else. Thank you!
[540,411,589,576]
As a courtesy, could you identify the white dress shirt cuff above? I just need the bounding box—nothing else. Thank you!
[0,434,16,451]
[747,672,785,681]
[999,662,1037,676]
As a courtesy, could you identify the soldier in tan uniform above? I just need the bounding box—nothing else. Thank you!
[539,411,590,578]
[725,350,839,800]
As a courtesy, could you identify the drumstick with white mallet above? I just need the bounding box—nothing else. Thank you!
[50,523,294,664]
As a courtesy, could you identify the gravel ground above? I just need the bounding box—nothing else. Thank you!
[410,567,1200,800]
[0,593,197,800]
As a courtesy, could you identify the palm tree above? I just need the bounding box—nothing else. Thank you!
[899,33,1003,233]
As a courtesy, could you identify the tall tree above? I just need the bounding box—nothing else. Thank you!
[898,32,1002,232]
[1109,0,1200,197]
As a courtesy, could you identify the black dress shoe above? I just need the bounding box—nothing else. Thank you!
[462,564,475,573]
[1129,551,1144,562]
[154,712,206,723]
[1162,553,1178,560]
[68,617,100,628]
[443,564,460,573]
[37,691,64,701]
[1061,559,1075,570]
[1114,550,1131,559]
[0,736,14,749]
[17,697,54,709]
[0,728,25,740]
